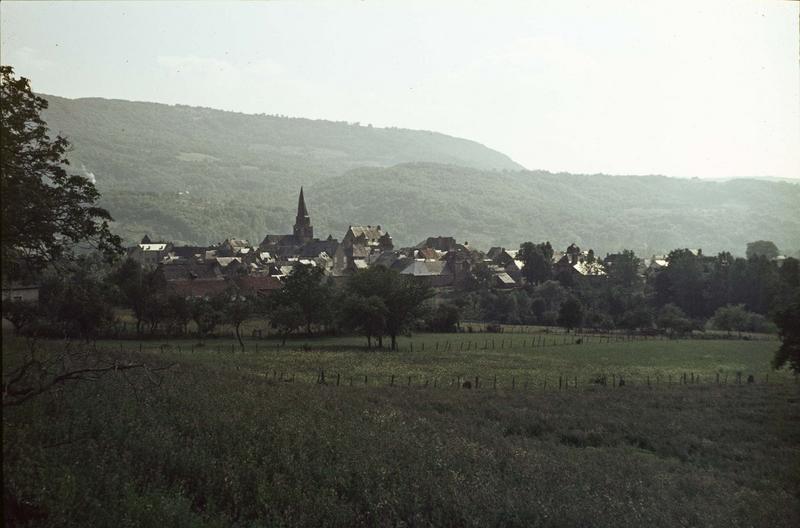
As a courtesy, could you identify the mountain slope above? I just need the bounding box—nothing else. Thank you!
[40,94,523,195]
[38,96,800,255]
[308,163,800,254]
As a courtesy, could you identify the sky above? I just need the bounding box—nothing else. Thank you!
[1,0,798,179]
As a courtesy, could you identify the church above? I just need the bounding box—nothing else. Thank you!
[259,187,338,260]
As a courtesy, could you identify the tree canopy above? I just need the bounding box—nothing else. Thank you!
[1,66,121,280]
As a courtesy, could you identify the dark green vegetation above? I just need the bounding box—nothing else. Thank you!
[40,95,800,253]
[3,336,799,527]
[1,68,120,281]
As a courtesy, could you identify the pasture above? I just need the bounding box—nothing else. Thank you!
[3,334,799,527]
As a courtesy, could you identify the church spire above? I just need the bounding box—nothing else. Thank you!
[293,186,313,242]
[297,186,309,220]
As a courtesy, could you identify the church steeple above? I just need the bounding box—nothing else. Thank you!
[293,186,313,242]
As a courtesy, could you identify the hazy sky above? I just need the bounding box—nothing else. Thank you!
[2,0,798,179]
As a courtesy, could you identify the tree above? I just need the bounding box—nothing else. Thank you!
[519,242,553,285]
[269,303,305,345]
[710,304,750,336]
[557,297,583,332]
[109,258,166,334]
[772,293,800,373]
[656,303,692,336]
[346,267,432,350]
[190,296,225,338]
[37,259,116,340]
[339,294,388,349]
[533,280,567,313]
[605,250,641,289]
[426,303,461,333]
[746,240,779,260]
[272,264,332,335]
[655,249,706,318]
[1,66,122,281]
[1,299,39,335]
[164,294,191,335]
[619,305,654,333]
[224,291,254,351]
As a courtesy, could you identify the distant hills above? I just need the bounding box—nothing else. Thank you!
[41,95,800,256]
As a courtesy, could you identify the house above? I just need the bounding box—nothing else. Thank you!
[493,272,516,289]
[554,244,606,281]
[399,260,453,287]
[128,236,173,267]
[415,236,458,252]
[333,225,392,275]
[1,282,40,303]
[217,238,253,258]
[341,225,393,251]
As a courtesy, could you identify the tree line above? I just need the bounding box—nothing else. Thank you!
[2,257,438,351]
[459,245,798,335]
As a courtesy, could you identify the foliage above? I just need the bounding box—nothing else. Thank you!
[109,258,167,334]
[190,296,226,338]
[519,241,554,285]
[269,264,332,335]
[557,297,584,332]
[771,292,800,373]
[424,303,461,333]
[36,258,116,339]
[0,66,121,281]
[1,299,39,335]
[222,291,254,350]
[710,304,758,335]
[656,304,692,336]
[339,294,388,349]
[345,267,434,350]
[746,240,780,260]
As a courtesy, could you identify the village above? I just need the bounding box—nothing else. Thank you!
[128,187,666,299]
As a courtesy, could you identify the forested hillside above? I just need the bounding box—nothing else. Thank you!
[311,163,800,255]
[40,95,800,254]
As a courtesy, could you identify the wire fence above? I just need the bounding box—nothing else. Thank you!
[245,368,797,391]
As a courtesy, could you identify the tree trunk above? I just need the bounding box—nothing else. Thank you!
[366,335,372,349]
[378,335,383,349]
[235,323,244,351]
[391,334,397,351]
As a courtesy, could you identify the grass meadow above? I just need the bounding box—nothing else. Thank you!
[3,333,799,527]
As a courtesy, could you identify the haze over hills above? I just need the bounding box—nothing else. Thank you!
[40,95,800,256]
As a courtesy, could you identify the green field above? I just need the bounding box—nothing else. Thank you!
[3,335,799,527]
[101,332,790,388]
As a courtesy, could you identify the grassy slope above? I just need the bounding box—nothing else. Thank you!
[4,336,799,527]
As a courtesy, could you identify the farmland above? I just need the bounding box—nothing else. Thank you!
[3,334,799,527]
